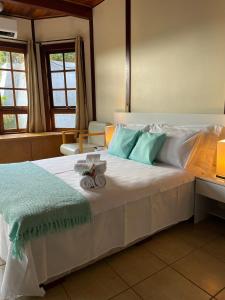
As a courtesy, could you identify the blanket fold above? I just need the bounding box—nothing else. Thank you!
[0,162,92,259]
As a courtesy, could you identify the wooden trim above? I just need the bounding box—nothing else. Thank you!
[31,19,36,44]
[92,0,105,8]
[41,43,75,52]
[0,45,28,134]
[0,131,62,140]
[89,13,97,121]
[0,41,27,51]
[61,128,88,143]
[8,0,92,20]
[0,12,66,21]
[126,0,131,113]
[41,43,76,130]
[40,46,51,131]
[79,132,105,138]
[79,131,105,153]
[51,108,76,114]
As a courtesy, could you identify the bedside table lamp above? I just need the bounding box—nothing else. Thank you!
[105,125,115,147]
[216,139,225,179]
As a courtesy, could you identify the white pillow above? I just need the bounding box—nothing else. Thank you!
[157,132,200,168]
[149,125,200,168]
[117,123,150,132]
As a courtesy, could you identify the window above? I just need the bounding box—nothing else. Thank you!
[0,42,28,133]
[42,43,76,130]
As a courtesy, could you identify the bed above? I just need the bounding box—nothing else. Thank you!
[0,151,194,299]
[0,112,224,299]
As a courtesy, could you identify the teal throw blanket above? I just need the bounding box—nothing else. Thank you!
[0,162,92,259]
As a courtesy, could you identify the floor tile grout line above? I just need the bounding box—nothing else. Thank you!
[61,283,71,300]
[198,243,225,266]
[130,287,144,300]
[107,287,131,300]
[105,260,132,288]
[144,231,225,270]
[213,285,225,298]
[144,246,196,266]
[106,254,168,290]
[129,265,168,289]
[130,287,145,300]
[104,230,223,298]
[169,264,213,298]
[45,220,225,300]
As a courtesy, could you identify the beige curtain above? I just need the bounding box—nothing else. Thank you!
[27,41,46,133]
[75,36,89,130]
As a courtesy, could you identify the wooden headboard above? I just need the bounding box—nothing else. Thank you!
[114,112,225,126]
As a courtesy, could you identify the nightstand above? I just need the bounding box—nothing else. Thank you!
[195,176,225,223]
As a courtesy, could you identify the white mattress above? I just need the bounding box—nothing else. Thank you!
[0,151,195,299]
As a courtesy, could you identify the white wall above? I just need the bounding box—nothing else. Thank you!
[93,0,225,120]
[35,16,93,120]
[13,17,32,40]
[131,0,225,114]
[93,0,126,123]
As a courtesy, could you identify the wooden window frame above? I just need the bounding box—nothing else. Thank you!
[40,42,76,131]
[0,41,28,134]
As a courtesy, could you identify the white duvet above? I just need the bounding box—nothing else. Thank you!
[34,151,194,215]
[0,151,195,299]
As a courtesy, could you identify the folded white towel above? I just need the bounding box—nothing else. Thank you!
[74,162,94,176]
[80,176,95,190]
[74,160,107,176]
[75,155,107,190]
[94,174,106,188]
[80,174,106,190]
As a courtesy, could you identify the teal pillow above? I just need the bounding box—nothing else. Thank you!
[108,127,141,159]
[129,132,166,165]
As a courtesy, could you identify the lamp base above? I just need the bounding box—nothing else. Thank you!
[216,175,225,180]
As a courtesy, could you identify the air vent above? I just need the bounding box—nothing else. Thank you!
[0,17,17,39]
[0,30,16,38]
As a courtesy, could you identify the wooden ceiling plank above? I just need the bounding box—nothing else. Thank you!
[7,0,92,19]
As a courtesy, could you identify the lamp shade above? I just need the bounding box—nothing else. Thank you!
[216,139,225,179]
[105,125,115,147]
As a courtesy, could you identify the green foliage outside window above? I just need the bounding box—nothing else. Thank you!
[50,52,75,62]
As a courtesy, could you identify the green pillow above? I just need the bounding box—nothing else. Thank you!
[108,127,141,159]
[129,132,166,164]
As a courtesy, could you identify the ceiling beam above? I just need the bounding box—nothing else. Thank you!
[7,0,92,20]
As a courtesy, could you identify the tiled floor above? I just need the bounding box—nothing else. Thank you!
[11,216,225,299]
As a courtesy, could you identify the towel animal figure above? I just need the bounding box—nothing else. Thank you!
[74,154,107,190]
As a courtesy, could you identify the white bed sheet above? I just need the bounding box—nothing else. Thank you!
[0,151,195,299]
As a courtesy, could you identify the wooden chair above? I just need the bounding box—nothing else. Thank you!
[60,121,107,155]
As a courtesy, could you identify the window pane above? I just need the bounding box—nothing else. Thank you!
[18,114,27,129]
[66,71,76,88]
[15,90,28,106]
[12,52,25,70]
[54,114,76,128]
[64,52,75,70]
[67,90,76,106]
[0,70,12,88]
[0,89,14,106]
[3,114,17,130]
[13,71,27,88]
[53,90,66,106]
[50,53,63,71]
[51,72,65,89]
[0,51,11,69]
